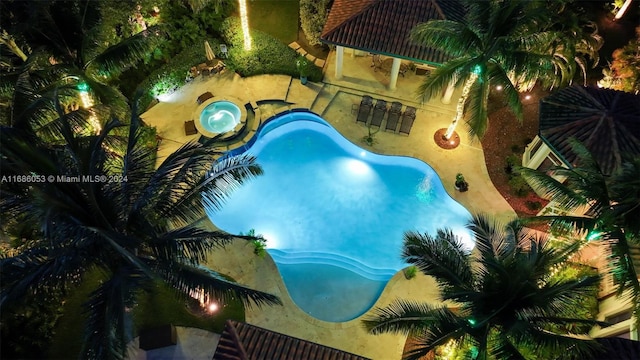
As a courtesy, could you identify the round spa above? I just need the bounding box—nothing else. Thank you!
[193,96,247,139]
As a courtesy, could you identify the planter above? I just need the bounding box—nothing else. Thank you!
[455,181,469,192]
[300,76,308,85]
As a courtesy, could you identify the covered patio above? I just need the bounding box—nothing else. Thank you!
[320,0,466,102]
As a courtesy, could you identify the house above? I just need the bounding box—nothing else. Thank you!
[320,0,465,97]
[522,85,640,179]
[522,85,640,340]
[212,320,371,360]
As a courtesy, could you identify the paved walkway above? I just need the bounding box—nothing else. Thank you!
[134,62,515,359]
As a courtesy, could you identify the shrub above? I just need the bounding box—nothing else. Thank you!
[404,265,418,280]
[504,154,520,175]
[135,38,217,111]
[525,200,543,212]
[508,174,532,197]
[220,18,322,82]
[300,0,330,46]
[252,238,267,257]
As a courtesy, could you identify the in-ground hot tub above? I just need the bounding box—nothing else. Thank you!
[193,96,247,139]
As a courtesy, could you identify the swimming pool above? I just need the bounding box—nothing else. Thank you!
[206,111,473,322]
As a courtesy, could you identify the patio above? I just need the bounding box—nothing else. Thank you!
[137,66,515,359]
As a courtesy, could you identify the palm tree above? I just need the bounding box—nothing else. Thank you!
[519,140,640,326]
[411,0,600,140]
[0,103,281,359]
[362,214,601,360]
[1,0,166,133]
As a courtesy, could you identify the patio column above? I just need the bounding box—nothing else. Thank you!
[335,46,344,79]
[441,78,456,104]
[388,58,402,91]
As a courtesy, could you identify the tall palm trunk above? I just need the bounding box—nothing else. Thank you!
[445,74,477,139]
[0,30,28,61]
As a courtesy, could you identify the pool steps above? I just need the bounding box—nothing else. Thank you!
[268,249,398,282]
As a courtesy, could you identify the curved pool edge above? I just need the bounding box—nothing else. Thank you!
[241,238,433,329]
[193,96,247,139]
[220,108,469,220]
[208,108,473,323]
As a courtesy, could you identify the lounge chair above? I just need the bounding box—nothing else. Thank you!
[370,99,387,127]
[197,92,214,105]
[356,96,373,124]
[184,120,197,135]
[385,101,402,132]
[399,106,416,135]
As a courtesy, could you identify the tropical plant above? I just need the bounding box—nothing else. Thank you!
[600,26,640,94]
[0,101,281,359]
[455,173,468,192]
[300,0,330,46]
[363,214,602,360]
[411,0,601,140]
[518,139,640,325]
[0,0,167,133]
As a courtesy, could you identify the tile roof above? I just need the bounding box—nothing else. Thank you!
[539,86,640,176]
[321,0,466,65]
[593,338,640,360]
[212,320,371,360]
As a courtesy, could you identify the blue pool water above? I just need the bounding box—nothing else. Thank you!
[206,111,473,322]
[199,100,241,133]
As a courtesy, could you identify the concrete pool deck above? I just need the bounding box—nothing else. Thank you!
[135,66,516,359]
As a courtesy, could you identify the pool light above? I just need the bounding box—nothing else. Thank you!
[343,159,371,176]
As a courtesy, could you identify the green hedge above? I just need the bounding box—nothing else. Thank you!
[136,17,324,112]
[220,17,322,82]
[136,38,221,112]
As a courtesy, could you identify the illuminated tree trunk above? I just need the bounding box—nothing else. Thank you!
[0,30,28,61]
[239,0,252,50]
[615,0,633,20]
[444,74,477,139]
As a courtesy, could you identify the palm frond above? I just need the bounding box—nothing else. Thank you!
[516,166,589,211]
[513,327,601,358]
[402,230,474,299]
[487,64,523,121]
[0,247,84,307]
[84,26,166,79]
[147,226,234,264]
[411,20,481,58]
[157,262,281,308]
[200,154,264,212]
[464,71,490,138]
[363,299,462,336]
[415,57,473,102]
[80,268,144,360]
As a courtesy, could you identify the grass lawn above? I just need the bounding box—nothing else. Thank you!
[246,0,299,43]
[48,270,245,358]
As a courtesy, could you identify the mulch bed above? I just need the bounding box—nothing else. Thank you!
[480,86,550,219]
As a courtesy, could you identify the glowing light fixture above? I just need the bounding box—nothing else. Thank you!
[239,0,252,50]
[76,82,101,134]
[77,82,89,92]
[524,94,532,100]
[496,85,503,91]
[587,230,603,241]
[207,302,219,313]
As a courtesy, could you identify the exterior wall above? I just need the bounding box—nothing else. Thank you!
[591,292,638,340]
